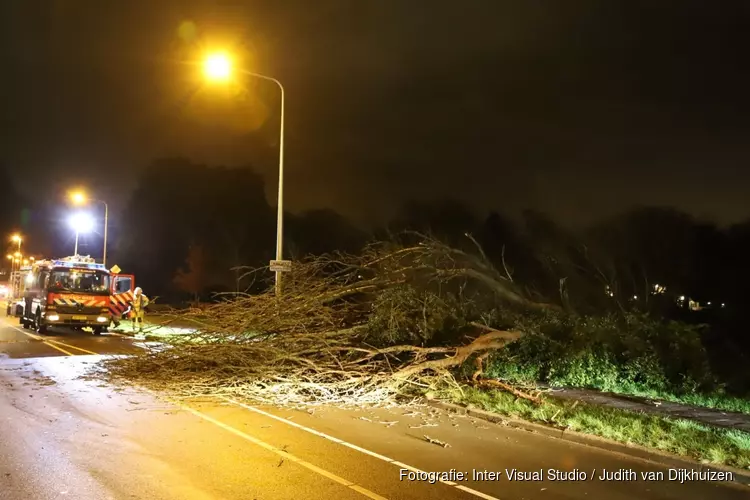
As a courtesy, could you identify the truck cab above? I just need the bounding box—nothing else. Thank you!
[21,256,112,335]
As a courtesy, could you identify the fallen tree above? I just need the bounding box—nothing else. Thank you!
[100,235,549,406]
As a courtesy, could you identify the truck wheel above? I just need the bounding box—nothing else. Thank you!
[35,311,47,334]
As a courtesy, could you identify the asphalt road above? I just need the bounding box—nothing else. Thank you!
[1,316,748,500]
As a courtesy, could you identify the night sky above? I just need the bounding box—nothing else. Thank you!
[1,1,749,228]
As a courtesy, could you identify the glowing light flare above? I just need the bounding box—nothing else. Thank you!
[70,191,87,205]
[203,52,232,82]
[69,212,95,233]
[10,234,21,243]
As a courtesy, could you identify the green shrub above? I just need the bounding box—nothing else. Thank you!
[481,309,720,397]
[364,285,468,347]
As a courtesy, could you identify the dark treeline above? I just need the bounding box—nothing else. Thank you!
[108,160,748,316]
[110,159,750,390]
[4,159,746,387]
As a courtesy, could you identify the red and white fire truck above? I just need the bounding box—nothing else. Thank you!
[10,255,135,335]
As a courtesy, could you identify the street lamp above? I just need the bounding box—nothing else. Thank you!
[203,51,286,295]
[68,212,94,256]
[203,53,232,82]
[69,190,109,265]
[10,234,21,254]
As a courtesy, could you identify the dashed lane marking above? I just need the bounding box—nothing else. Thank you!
[222,397,502,500]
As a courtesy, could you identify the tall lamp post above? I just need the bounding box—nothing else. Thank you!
[203,52,286,296]
[10,234,21,254]
[69,212,94,256]
[70,191,109,265]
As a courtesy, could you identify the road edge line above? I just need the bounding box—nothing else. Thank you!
[44,338,98,355]
[178,403,388,500]
[6,324,76,356]
[222,396,502,500]
[428,400,750,489]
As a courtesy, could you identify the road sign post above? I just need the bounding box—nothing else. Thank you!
[269,260,292,273]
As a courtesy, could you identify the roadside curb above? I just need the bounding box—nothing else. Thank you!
[427,400,750,488]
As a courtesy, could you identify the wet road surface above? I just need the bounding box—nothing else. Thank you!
[1,316,748,500]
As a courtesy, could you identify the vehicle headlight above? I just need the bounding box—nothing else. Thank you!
[97,316,109,322]
[47,315,60,321]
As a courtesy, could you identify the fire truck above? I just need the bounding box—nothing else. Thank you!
[12,255,135,335]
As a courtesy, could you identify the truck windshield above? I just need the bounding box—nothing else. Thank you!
[48,269,111,294]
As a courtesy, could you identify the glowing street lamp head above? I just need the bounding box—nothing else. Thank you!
[69,212,94,233]
[70,191,87,205]
[204,52,232,81]
[10,234,21,243]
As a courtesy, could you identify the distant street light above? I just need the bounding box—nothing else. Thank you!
[68,212,94,256]
[10,234,21,254]
[69,190,109,265]
[203,51,287,296]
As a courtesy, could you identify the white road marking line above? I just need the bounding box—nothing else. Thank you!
[178,403,389,500]
[3,319,124,355]
[222,397,502,500]
[6,324,76,356]
[44,339,98,355]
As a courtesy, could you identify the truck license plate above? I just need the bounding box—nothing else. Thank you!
[72,315,87,320]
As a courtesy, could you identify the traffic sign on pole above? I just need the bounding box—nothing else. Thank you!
[269,260,292,272]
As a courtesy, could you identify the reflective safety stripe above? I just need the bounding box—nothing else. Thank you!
[109,290,134,316]
[52,297,107,307]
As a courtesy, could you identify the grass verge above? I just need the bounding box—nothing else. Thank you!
[442,386,750,470]
[625,389,750,416]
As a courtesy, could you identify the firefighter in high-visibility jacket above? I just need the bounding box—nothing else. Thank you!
[129,287,149,333]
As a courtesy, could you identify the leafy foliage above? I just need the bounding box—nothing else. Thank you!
[483,309,718,396]
[364,286,469,347]
[173,243,207,302]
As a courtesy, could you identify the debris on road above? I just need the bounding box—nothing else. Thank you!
[423,435,450,448]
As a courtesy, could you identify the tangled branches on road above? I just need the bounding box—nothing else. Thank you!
[101,235,547,406]
[103,324,522,406]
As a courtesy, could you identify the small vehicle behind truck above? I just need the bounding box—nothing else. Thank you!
[21,255,113,335]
